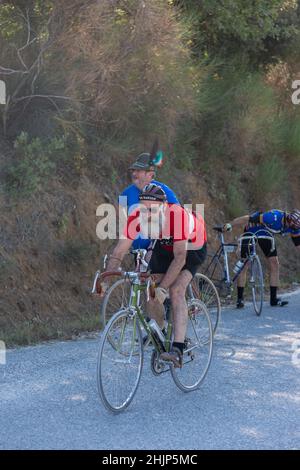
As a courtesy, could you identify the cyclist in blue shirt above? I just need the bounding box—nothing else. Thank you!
[224,209,300,308]
[119,152,180,250]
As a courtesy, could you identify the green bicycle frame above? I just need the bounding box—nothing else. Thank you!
[128,282,172,353]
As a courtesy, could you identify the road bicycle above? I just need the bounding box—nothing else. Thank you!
[100,249,221,335]
[203,226,275,316]
[92,249,213,413]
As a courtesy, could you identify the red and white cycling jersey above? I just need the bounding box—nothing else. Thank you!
[124,203,207,251]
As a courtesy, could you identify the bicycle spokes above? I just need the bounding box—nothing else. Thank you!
[170,301,213,392]
[97,310,143,412]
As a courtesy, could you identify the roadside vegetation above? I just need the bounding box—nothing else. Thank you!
[1,0,300,345]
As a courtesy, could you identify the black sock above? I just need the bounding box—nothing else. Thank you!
[173,342,184,354]
[237,287,244,301]
[270,286,277,304]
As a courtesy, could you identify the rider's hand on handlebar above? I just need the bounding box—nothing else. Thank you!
[96,280,109,298]
[223,223,233,232]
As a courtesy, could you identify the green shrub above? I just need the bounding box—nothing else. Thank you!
[61,0,197,148]
[56,214,70,235]
[286,117,300,159]
[5,131,66,196]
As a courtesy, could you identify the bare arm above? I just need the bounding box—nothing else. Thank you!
[159,240,187,290]
[106,238,133,271]
[229,215,250,228]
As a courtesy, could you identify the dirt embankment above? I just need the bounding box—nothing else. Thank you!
[0,144,299,346]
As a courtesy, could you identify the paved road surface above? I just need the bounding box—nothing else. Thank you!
[1,291,299,450]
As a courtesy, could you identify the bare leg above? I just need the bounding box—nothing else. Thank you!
[169,270,192,343]
[237,261,248,287]
[146,274,165,329]
[268,256,280,286]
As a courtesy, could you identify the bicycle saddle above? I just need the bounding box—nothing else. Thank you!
[213,225,223,232]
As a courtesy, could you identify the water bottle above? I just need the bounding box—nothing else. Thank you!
[233,259,245,275]
[148,319,166,349]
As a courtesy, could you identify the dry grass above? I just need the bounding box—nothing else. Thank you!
[1,1,300,346]
[56,0,197,149]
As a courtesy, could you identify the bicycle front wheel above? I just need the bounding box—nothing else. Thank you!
[101,278,132,325]
[189,273,221,334]
[101,278,148,350]
[97,309,143,413]
[171,300,213,392]
[250,255,264,316]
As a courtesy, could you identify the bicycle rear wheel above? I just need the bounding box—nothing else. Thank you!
[171,300,213,392]
[202,253,231,298]
[97,309,143,413]
[250,255,264,316]
[189,273,221,334]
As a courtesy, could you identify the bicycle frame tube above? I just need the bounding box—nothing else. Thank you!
[240,230,275,256]
[231,231,271,283]
[206,247,225,279]
[232,258,249,283]
[222,255,231,285]
[129,283,170,353]
[210,245,231,285]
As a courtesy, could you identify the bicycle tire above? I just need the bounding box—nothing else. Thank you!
[101,278,149,351]
[250,255,264,316]
[189,273,221,335]
[101,278,132,325]
[170,300,213,392]
[97,309,143,413]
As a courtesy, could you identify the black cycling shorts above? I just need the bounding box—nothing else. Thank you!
[149,242,207,277]
[241,235,277,258]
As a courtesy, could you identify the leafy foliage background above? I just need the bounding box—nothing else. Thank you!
[0,0,300,344]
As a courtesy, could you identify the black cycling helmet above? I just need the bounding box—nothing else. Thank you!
[139,183,167,202]
[286,209,300,230]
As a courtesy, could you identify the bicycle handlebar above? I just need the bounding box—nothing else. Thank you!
[91,269,153,298]
[95,249,153,295]
[101,270,151,281]
[92,270,152,291]
[238,230,276,252]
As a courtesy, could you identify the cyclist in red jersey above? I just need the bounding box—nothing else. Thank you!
[105,183,207,367]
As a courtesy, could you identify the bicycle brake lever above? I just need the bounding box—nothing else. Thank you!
[146,279,150,302]
[91,270,101,294]
[103,254,108,270]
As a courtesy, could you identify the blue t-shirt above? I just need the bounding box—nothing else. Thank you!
[119,180,180,249]
[247,209,300,245]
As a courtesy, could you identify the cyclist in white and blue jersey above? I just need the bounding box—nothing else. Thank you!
[119,152,180,250]
[224,209,300,308]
